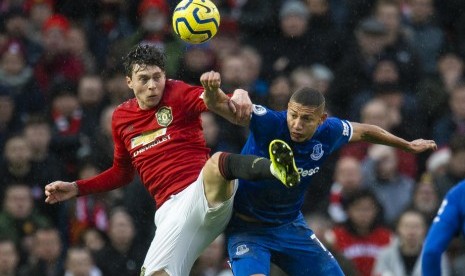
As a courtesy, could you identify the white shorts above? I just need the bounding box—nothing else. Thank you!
[141,171,238,276]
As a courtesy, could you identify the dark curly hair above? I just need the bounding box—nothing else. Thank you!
[122,44,166,77]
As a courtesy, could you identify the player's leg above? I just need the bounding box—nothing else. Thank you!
[227,238,272,276]
[203,142,300,206]
[272,217,344,276]
[142,172,237,276]
[202,152,275,206]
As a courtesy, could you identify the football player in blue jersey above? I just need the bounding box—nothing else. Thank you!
[422,179,465,276]
[224,87,437,275]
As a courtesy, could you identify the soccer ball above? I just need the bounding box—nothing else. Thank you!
[172,0,220,44]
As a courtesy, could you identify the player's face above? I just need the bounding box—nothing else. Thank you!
[287,101,327,142]
[127,64,166,110]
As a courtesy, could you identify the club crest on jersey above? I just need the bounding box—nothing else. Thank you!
[235,244,249,256]
[156,106,173,127]
[310,144,324,160]
[253,105,267,116]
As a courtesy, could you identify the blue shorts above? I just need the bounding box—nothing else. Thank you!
[226,214,344,276]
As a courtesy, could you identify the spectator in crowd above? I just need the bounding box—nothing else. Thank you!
[89,105,116,170]
[361,144,416,225]
[176,43,217,85]
[0,86,22,157]
[261,0,324,79]
[330,17,388,118]
[77,74,107,140]
[373,208,450,276]
[86,0,134,70]
[409,173,441,224]
[432,82,465,147]
[373,0,421,88]
[404,0,445,76]
[103,69,133,105]
[66,25,97,75]
[234,0,275,51]
[68,161,109,245]
[433,135,465,199]
[0,184,50,261]
[64,246,102,276]
[426,147,452,177]
[2,7,43,65]
[238,46,268,100]
[304,0,345,67]
[265,75,292,111]
[34,14,84,95]
[22,115,66,226]
[415,49,464,129]
[328,156,363,223]
[92,208,145,276]
[23,0,54,46]
[27,226,65,276]
[369,82,425,141]
[331,189,393,276]
[0,38,45,117]
[0,237,29,276]
[309,64,335,98]
[78,227,107,254]
[48,82,83,178]
[209,21,241,60]
[0,135,36,190]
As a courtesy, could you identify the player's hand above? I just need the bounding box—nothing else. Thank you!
[406,139,437,153]
[200,71,221,93]
[230,89,252,125]
[45,181,79,204]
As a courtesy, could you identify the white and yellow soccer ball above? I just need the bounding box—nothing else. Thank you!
[172,0,220,44]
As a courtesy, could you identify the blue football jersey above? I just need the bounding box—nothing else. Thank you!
[233,105,353,224]
[422,179,465,276]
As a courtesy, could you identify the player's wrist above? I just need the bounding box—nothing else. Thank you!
[72,181,80,197]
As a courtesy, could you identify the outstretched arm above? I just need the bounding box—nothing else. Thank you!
[45,164,135,204]
[200,71,252,126]
[350,122,437,153]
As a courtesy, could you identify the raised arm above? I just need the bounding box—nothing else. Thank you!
[200,71,252,126]
[350,122,437,153]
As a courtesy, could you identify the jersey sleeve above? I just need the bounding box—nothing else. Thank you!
[324,117,353,154]
[249,105,286,140]
[176,81,207,116]
[422,183,465,276]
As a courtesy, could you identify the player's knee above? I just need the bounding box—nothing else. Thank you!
[205,152,224,180]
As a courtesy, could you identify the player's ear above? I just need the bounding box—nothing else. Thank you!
[126,76,133,89]
[319,112,328,125]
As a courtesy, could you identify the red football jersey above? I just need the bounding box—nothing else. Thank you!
[332,226,392,276]
[77,79,210,208]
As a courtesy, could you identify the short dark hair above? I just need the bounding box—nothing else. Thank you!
[290,87,325,107]
[123,44,166,77]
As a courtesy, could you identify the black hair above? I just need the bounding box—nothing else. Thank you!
[394,207,427,231]
[290,87,325,107]
[342,188,386,232]
[122,44,166,77]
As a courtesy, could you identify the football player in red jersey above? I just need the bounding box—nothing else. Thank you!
[44,44,297,276]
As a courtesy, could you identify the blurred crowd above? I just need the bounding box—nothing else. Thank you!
[0,0,465,275]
